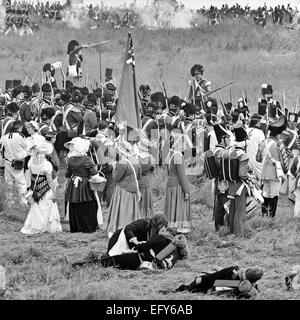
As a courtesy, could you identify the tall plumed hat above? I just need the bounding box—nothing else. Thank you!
[41,83,52,93]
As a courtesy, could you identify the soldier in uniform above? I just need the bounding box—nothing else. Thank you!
[66,40,87,82]
[212,122,249,234]
[188,64,212,114]
[19,85,33,123]
[35,83,53,122]
[62,89,83,138]
[256,116,289,217]
[211,123,232,232]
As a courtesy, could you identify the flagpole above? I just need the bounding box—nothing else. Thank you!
[129,32,140,132]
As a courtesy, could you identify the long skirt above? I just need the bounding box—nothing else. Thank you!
[140,187,154,219]
[106,185,141,235]
[69,200,98,233]
[21,190,62,235]
[164,185,191,233]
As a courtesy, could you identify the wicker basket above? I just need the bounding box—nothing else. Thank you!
[89,172,107,192]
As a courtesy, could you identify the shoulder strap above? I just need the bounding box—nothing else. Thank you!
[288,130,297,150]
[142,118,153,132]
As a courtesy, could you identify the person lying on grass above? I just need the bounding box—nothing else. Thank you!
[72,214,189,270]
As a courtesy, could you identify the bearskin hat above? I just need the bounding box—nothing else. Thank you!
[206,98,218,115]
[12,85,23,98]
[41,107,56,120]
[60,89,71,103]
[150,92,164,104]
[93,88,102,99]
[145,101,158,116]
[224,102,233,114]
[67,40,80,54]
[81,87,89,96]
[43,63,54,73]
[231,109,240,123]
[71,89,83,103]
[31,82,40,94]
[6,102,19,114]
[269,115,287,136]
[22,85,32,99]
[65,80,73,92]
[139,84,151,98]
[261,83,273,95]
[105,68,113,78]
[249,113,262,128]
[98,120,109,131]
[41,83,52,93]
[191,64,204,77]
[83,93,97,106]
[181,102,196,117]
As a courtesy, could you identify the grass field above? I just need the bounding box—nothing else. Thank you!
[0,21,300,300]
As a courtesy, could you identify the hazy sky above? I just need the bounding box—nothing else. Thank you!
[35,0,300,9]
[72,0,300,9]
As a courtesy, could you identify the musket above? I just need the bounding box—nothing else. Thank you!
[294,98,299,114]
[22,69,33,82]
[162,81,169,111]
[283,91,286,116]
[85,40,110,48]
[138,91,145,116]
[219,94,228,116]
[203,80,234,98]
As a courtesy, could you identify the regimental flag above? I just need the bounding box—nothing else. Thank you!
[116,32,141,134]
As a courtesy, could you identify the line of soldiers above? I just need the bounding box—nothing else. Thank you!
[5,1,298,31]
[3,7,33,36]
[0,63,298,234]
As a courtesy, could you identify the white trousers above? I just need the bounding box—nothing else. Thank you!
[4,160,27,201]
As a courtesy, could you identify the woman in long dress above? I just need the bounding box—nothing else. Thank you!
[137,138,156,218]
[65,137,103,233]
[21,141,62,235]
[106,137,142,238]
[164,129,191,234]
